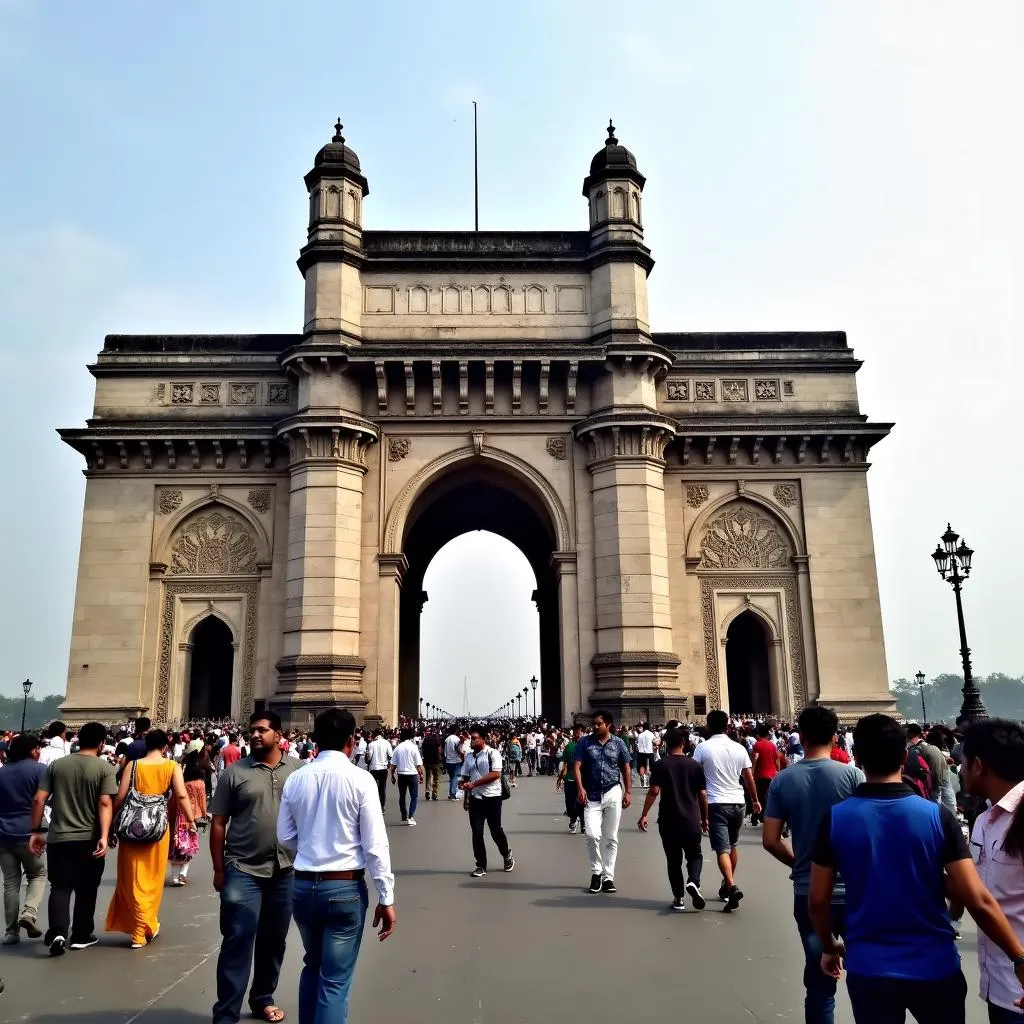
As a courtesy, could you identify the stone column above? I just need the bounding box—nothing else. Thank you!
[793,554,821,705]
[575,413,680,720]
[273,415,379,729]
[551,552,581,721]
[372,553,407,728]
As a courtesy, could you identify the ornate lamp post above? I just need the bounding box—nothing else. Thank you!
[530,675,538,718]
[931,524,986,722]
[915,670,927,723]
[20,678,32,733]
[522,686,529,719]
[419,697,424,720]
[516,693,522,718]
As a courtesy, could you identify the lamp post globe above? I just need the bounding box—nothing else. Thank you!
[20,678,32,733]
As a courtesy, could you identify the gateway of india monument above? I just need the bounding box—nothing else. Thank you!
[58,120,896,729]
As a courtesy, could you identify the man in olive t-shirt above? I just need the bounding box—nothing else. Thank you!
[29,722,117,956]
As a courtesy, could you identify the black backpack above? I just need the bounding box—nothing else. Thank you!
[903,747,932,800]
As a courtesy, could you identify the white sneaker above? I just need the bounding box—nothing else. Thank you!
[408,818,416,826]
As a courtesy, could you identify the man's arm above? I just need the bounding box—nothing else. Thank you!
[28,788,49,855]
[573,745,587,805]
[358,783,397,940]
[637,783,659,829]
[762,817,795,867]
[620,748,632,808]
[808,863,839,950]
[95,794,112,857]
[209,815,228,890]
[741,766,760,812]
[276,781,298,851]
[698,790,710,833]
[946,858,1024,968]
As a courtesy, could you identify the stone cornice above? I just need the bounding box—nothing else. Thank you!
[574,409,678,465]
[275,413,380,471]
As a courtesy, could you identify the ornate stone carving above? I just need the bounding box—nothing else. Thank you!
[170,384,194,405]
[546,436,568,460]
[169,512,259,575]
[722,379,749,402]
[387,437,411,462]
[695,381,715,402]
[228,383,258,406]
[199,383,221,404]
[773,483,798,508]
[754,379,779,401]
[783,380,795,396]
[158,489,183,515]
[698,504,791,570]
[667,380,688,402]
[685,485,709,509]
[267,383,290,405]
[247,488,272,514]
[281,423,378,468]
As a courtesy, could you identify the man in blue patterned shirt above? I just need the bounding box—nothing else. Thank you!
[574,711,632,894]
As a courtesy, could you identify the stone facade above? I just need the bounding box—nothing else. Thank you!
[58,121,896,728]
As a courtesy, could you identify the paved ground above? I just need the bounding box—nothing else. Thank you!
[0,775,988,1023]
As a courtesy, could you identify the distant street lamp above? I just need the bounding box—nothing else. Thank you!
[915,670,927,723]
[21,678,32,733]
[516,693,522,718]
[931,524,986,722]
[419,697,424,720]
[522,686,529,719]
[530,675,538,718]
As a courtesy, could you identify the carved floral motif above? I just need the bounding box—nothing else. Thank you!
[545,436,568,460]
[169,512,258,575]
[228,383,257,406]
[722,379,749,402]
[247,488,272,514]
[754,379,779,401]
[773,483,798,508]
[685,485,709,508]
[170,384,194,405]
[267,383,290,404]
[666,380,688,402]
[387,437,411,462]
[698,504,791,570]
[199,383,221,404]
[158,489,183,515]
[695,381,715,402]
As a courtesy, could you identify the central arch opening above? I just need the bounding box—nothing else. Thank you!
[188,616,234,719]
[399,463,562,723]
[725,611,772,715]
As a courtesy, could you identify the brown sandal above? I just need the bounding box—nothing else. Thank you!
[251,1007,285,1023]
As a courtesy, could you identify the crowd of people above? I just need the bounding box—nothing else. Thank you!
[0,706,1022,1023]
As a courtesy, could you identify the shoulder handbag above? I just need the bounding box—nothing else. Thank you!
[489,749,512,801]
[114,761,170,844]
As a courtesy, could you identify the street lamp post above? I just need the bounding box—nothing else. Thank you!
[20,678,32,733]
[530,675,538,718]
[915,670,927,723]
[522,686,529,720]
[516,693,522,718]
[419,697,424,720]
[931,524,986,722]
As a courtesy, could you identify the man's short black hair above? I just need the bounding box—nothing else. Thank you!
[797,705,840,748]
[592,710,614,727]
[77,722,107,750]
[400,727,414,741]
[313,708,356,751]
[706,710,728,735]
[469,723,488,739]
[134,717,151,735]
[8,733,41,762]
[228,732,239,744]
[146,729,169,751]
[853,714,907,775]
[46,721,67,739]
[664,725,686,751]
[962,718,1024,783]
[251,709,282,732]
[756,723,770,738]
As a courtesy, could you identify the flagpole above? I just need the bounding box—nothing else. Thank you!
[473,100,479,231]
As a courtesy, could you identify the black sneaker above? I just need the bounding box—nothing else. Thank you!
[601,878,617,894]
[471,867,487,878]
[588,873,602,893]
[686,881,706,910]
[718,881,730,901]
[671,897,686,912]
[723,886,744,913]
[49,935,66,957]
[503,854,515,872]
[69,936,98,950]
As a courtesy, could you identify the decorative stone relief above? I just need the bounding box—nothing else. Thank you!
[783,380,795,396]
[387,437,411,462]
[773,483,798,508]
[722,380,749,402]
[545,436,568,460]
[267,383,290,405]
[158,489,183,515]
[698,504,791,570]
[666,380,688,402]
[247,488,272,514]
[169,512,259,575]
[155,383,166,402]
[695,381,715,402]
[685,485,709,508]
[754,379,779,401]
[228,383,258,406]
[170,384,194,405]
[199,383,221,404]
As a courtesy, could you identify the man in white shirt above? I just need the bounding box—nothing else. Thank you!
[692,710,760,912]
[443,730,463,800]
[459,725,514,878]
[277,708,395,1023]
[352,731,367,769]
[635,725,656,788]
[389,729,424,825]
[365,730,393,811]
[38,722,72,767]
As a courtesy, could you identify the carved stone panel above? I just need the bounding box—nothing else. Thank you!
[169,511,259,575]
[545,436,568,460]
[266,383,291,405]
[773,483,798,508]
[685,485,709,508]
[722,379,749,402]
[170,384,194,405]
[228,383,258,406]
[158,489,183,515]
[754,379,779,401]
[694,381,715,402]
[247,488,272,514]
[199,383,221,404]
[667,380,688,402]
[387,437,411,462]
[698,503,791,570]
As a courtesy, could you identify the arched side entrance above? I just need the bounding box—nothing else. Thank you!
[725,611,772,715]
[187,615,235,719]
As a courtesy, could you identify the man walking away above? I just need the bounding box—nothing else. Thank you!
[692,709,760,912]
[762,705,863,1024]
[635,723,655,788]
[460,725,514,878]
[38,722,72,767]
[366,730,392,810]
[278,709,396,1024]
[117,717,151,770]
[574,711,632,894]
[0,733,47,943]
[750,723,781,827]
[810,713,1024,1024]
[29,722,115,956]
[556,724,586,834]
[209,711,297,1024]
[389,728,424,825]
[443,728,463,800]
[421,728,443,801]
[906,722,946,802]
[637,725,707,911]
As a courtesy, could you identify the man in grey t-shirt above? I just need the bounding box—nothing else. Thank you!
[762,706,863,1024]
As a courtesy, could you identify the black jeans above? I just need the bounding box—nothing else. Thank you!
[563,780,582,826]
[658,827,703,898]
[468,796,510,870]
[846,969,967,1024]
[46,840,105,942]
[370,769,388,810]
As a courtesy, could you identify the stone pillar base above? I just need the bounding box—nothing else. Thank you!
[57,704,151,728]
[272,655,369,730]
[587,651,684,725]
[815,695,899,726]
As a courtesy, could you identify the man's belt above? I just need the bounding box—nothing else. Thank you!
[294,869,365,881]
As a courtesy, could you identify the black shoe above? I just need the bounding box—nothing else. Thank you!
[686,881,706,910]
[503,854,515,872]
[49,935,66,957]
[723,886,744,913]
[471,867,487,878]
[588,874,602,893]
[718,881,730,901]
[671,897,686,912]
[601,878,617,894]
[69,935,98,950]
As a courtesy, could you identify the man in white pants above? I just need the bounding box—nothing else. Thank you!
[573,711,632,894]
[635,724,656,788]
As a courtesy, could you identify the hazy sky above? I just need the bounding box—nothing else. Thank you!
[0,2,1020,716]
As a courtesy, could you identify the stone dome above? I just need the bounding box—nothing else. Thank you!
[305,119,369,194]
[582,120,646,196]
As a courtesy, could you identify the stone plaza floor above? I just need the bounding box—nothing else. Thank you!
[0,775,989,1023]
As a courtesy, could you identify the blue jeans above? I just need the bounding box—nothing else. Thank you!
[292,878,369,1024]
[397,774,419,820]
[793,894,846,1024]
[213,865,293,1023]
[446,762,461,798]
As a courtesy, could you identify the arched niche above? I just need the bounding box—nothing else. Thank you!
[156,496,270,575]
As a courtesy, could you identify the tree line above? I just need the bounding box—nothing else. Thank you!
[891,673,1024,723]
[0,694,66,732]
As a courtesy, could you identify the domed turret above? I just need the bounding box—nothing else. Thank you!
[305,119,368,195]
[303,120,368,239]
[583,121,646,233]
[582,120,645,195]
